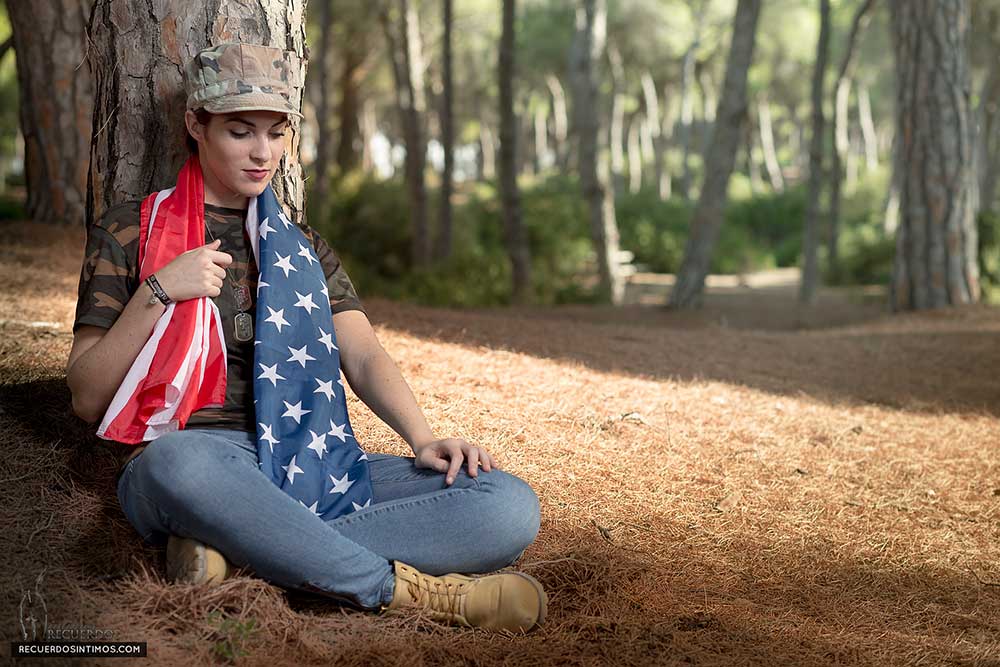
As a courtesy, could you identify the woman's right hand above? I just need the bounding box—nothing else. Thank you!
[154,238,233,301]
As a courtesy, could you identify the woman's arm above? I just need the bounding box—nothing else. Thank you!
[333,310,436,450]
[67,239,231,423]
[66,284,167,423]
[333,310,497,483]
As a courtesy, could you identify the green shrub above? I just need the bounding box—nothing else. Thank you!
[979,209,1000,304]
[0,193,25,221]
[307,168,915,306]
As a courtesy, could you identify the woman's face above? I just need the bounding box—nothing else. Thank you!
[185,109,289,206]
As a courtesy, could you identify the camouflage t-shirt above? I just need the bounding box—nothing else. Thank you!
[74,200,365,434]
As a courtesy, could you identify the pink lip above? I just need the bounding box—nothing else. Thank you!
[243,169,270,181]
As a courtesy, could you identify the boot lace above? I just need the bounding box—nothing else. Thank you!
[408,573,465,618]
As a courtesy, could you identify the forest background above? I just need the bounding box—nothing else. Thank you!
[1,2,999,664]
[2,0,997,311]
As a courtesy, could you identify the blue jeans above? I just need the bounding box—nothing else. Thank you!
[116,428,541,611]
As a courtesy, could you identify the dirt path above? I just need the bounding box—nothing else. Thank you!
[2,220,998,666]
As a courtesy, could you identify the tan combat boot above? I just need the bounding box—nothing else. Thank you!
[166,535,231,586]
[383,560,547,632]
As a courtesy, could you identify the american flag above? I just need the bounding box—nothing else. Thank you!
[98,156,372,520]
[251,185,373,520]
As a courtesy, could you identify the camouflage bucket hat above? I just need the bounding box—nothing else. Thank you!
[184,42,303,118]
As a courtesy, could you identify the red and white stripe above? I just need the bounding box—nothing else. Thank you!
[97,156,229,444]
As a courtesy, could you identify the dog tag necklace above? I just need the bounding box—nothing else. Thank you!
[205,217,255,342]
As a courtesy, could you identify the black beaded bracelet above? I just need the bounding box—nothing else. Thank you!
[145,274,172,306]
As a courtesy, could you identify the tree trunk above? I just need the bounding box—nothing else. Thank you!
[627,115,642,194]
[640,72,663,196]
[380,0,430,267]
[696,60,717,153]
[669,0,762,308]
[846,132,860,191]
[676,0,708,201]
[478,122,496,180]
[857,85,878,171]
[889,0,979,309]
[9,0,92,226]
[757,96,784,191]
[799,0,832,305]
[570,0,624,304]
[658,86,674,198]
[534,105,550,171]
[975,7,1000,214]
[746,120,763,194]
[608,44,626,197]
[545,74,569,170]
[335,36,366,174]
[498,0,530,303]
[434,0,454,261]
[884,131,901,234]
[828,0,875,282]
[360,99,377,172]
[311,0,335,212]
[87,0,306,227]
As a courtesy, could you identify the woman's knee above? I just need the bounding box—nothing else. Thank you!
[133,431,229,502]
[478,470,541,556]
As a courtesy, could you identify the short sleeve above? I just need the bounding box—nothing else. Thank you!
[73,201,142,332]
[297,221,366,317]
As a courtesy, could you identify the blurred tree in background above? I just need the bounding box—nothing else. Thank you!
[4,0,1000,310]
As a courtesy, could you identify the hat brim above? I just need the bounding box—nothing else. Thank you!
[200,92,303,118]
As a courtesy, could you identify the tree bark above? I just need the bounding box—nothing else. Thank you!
[478,122,496,180]
[380,0,430,267]
[534,105,550,172]
[87,0,306,227]
[311,0,335,212]
[857,85,878,171]
[640,71,663,195]
[498,0,531,303]
[884,130,901,234]
[889,0,979,309]
[677,0,708,201]
[669,0,762,308]
[696,60,717,153]
[799,0,832,305]
[570,0,625,304]
[828,0,876,281]
[627,115,642,193]
[608,44,626,197]
[658,86,675,198]
[9,0,92,226]
[975,8,1000,214]
[745,119,764,194]
[757,96,784,191]
[434,0,454,261]
[335,35,367,174]
[545,74,569,170]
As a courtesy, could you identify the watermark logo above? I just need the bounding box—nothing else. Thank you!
[19,572,48,642]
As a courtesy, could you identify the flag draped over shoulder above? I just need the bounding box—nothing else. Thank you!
[97,157,228,443]
[97,155,373,520]
[251,183,373,519]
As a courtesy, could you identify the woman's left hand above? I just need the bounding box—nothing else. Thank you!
[413,438,499,485]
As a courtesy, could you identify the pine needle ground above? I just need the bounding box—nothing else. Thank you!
[1,221,998,666]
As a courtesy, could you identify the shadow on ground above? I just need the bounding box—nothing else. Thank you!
[365,298,1000,416]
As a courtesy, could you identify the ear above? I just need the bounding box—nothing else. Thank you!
[185,109,206,145]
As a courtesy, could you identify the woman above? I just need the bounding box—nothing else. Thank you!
[66,42,546,633]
